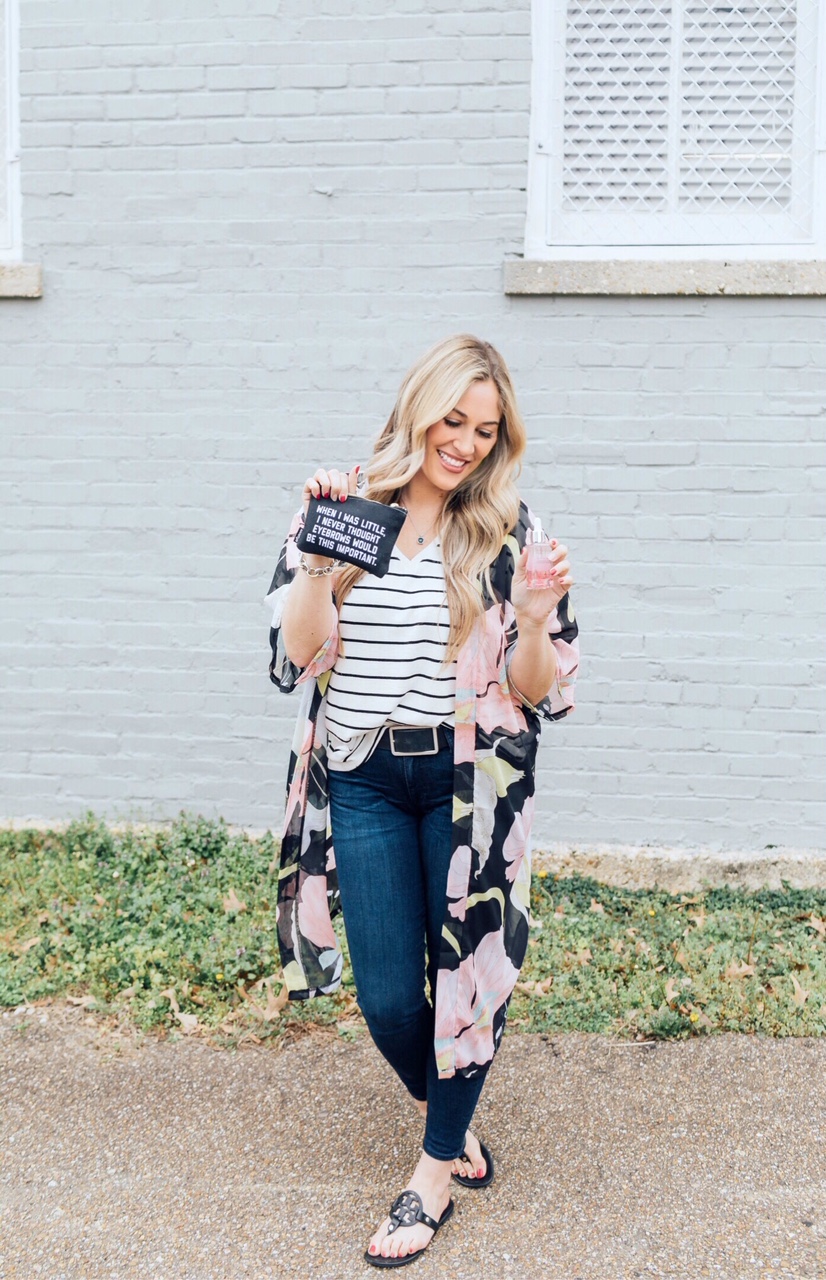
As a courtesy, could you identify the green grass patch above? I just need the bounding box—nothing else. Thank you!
[0,815,354,1046]
[514,872,826,1039]
[2,816,825,1043]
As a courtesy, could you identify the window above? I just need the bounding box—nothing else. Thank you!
[514,1,826,292]
[0,0,20,261]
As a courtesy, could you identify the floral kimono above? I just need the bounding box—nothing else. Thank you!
[267,501,579,1080]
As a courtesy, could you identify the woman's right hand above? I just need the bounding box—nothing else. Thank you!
[302,464,360,515]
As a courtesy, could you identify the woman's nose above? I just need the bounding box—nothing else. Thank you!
[456,426,476,456]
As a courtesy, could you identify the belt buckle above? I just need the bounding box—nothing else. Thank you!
[388,726,440,757]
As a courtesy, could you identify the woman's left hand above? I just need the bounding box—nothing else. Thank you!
[511,541,574,626]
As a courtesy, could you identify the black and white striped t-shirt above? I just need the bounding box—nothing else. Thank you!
[325,541,457,771]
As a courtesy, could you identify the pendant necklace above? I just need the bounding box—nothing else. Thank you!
[400,500,435,546]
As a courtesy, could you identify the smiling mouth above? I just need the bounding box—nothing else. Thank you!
[436,448,469,472]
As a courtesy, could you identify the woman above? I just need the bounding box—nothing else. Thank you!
[267,335,579,1266]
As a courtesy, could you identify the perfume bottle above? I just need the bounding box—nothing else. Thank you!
[525,519,554,590]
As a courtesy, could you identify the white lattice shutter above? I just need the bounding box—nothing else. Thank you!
[542,0,820,247]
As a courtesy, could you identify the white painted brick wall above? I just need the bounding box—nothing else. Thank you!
[2,0,824,850]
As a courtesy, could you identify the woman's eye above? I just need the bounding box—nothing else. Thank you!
[445,418,462,428]
[478,430,494,440]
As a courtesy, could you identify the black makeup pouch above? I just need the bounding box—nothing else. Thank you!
[295,495,406,578]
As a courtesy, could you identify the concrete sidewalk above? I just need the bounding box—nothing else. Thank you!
[1,1008,824,1280]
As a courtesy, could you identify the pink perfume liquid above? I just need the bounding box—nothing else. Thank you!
[526,532,554,589]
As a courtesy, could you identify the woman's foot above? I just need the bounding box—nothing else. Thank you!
[409,1100,486,1184]
[366,1152,453,1263]
[450,1129,487,1182]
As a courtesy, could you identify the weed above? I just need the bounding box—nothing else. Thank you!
[2,817,826,1042]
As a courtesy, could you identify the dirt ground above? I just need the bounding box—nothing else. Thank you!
[1,1005,824,1280]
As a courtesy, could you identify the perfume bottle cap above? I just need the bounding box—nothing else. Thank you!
[531,518,543,544]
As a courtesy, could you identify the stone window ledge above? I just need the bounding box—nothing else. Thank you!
[0,263,43,298]
[505,259,826,296]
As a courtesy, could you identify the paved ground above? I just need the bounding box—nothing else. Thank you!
[1,1008,824,1280]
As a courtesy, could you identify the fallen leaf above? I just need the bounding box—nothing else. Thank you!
[514,978,554,997]
[807,914,826,939]
[665,977,679,1004]
[222,888,246,914]
[66,994,96,1008]
[37,911,50,925]
[674,948,690,971]
[688,905,707,930]
[609,938,624,955]
[161,987,199,1034]
[635,939,651,957]
[791,974,810,1008]
[264,979,289,1021]
[576,948,592,967]
[589,899,605,915]
[93,894,106,907]
[13,936,40,955]
[724,959,755,980]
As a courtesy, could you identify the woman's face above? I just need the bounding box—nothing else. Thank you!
[418,378,501,496]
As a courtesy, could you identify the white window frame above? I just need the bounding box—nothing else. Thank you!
[0,0,21,263]
[525,0,826,264]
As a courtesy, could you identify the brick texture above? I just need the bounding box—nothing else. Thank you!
[2,1,824,849]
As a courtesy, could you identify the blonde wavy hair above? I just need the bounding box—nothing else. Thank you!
[335,334,527,659]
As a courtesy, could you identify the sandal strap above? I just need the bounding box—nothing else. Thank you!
[386,1189,440,1234]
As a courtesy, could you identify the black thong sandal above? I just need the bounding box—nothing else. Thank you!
[363,1189,455,1269]
[451,1140,494,1189]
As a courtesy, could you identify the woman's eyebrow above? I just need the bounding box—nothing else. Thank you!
[449,408,500,427]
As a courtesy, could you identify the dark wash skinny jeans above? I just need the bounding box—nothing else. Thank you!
[327,731,488,1162]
